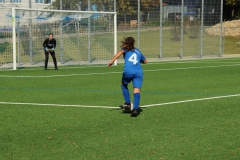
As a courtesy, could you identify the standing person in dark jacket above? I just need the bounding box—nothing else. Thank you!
[43,33,58,70]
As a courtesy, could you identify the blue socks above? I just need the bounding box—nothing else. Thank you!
[121,85,131,103]
[133,93,140,109]
[121,85,141,109]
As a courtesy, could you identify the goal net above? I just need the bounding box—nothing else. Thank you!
[0,7,117,70]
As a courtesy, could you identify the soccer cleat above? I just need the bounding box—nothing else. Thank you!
[119,103,132,113]
[130,109,138,117]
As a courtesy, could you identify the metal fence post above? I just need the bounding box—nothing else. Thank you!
[29,0,33,63]
[159,0,163,59]
[138,0,140,48]
[114,0,117,66]
[114,0,116,12]
[223,27,225,55]
[88,0,91,62]
[180,0,184,59]
[76,2,81,65]
[77,20,81,64]
[60,0,63,63]
[17,20,20,67]
[200,0,204,58]
[219,0,223,57]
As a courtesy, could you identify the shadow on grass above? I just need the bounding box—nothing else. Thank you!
[111,108,143,117]
[134,108,143,117]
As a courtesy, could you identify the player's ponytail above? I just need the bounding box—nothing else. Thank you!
[121,37,135,51]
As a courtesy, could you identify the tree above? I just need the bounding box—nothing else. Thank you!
[48,0,81,10]
[225,0,240,19]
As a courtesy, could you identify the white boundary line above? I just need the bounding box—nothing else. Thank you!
[1,64,240,78]
[0,71,121,78]
[141,94,240,108]
[145,64,240,72]
[1,57,240,72]
[0,102,118,109]
[0,65,108,72]
[148,58,240,64]
[0,94,240,109]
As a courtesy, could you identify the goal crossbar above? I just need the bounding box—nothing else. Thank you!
[13,7,116,14]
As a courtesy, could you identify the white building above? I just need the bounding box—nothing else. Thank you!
[0,0,54,26]
[0,0,53,9]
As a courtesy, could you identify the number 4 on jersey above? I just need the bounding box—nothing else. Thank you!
[128,53,138,65]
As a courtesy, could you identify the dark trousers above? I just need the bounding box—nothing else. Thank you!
[44,50,58,69]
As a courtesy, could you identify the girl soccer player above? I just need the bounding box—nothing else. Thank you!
[43,33,58,70]
[108,37,147,117]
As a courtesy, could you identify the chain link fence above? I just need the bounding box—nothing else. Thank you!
[0,0,233,70]
[116,0,224,59]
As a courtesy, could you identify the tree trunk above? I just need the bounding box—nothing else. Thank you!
[232,7,234,19]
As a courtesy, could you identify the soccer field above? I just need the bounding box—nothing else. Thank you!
[0,57,240,159]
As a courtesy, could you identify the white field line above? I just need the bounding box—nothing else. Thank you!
[1,57,240,72]
[0,65,108,72]
[0,71,122,78]
[0,63,240,78]
[0,94,240,109]
[144,63,240,72]
[167,61,239,64]
[141,94,240,108]
[0,64,112,72]
[149,58,240,64]
[0,102,118,109]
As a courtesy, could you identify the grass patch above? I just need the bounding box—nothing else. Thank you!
[0,58,240,159]
[224,36,240,54]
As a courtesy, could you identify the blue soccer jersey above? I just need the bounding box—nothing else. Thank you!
[121,48,146,88]
[122,48,146,74]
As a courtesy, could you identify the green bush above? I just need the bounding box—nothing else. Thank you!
[146,18,160,26]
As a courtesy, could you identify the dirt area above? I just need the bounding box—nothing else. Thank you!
[205,19,240,37]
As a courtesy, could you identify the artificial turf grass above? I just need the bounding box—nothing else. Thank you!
[1,98,239,159]
[1,58,240,106]
[0,58,240,159]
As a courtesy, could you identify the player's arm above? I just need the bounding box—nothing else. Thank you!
[54,39,56,48]
[108,50,125,67]
[140,54,147,64]
[141,59,147,64]
[43,39,46,47]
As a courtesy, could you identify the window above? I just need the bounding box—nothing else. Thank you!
[35,0,51,4]
[0,0,5,3]
[10,0,21,3]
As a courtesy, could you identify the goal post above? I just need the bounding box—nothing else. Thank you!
[12,8,16,70]
[10,7,117,70]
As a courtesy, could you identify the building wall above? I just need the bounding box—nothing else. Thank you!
[0,0,54,9]
[0,0,54,26]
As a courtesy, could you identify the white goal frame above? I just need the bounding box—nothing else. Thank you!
[11,7,117,70]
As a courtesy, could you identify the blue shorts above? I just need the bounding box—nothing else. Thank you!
[122,72,143,89]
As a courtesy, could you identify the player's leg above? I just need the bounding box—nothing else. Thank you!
[44,50,49,70]
[50,51,58,70]
[121,83,131,106]
[131,88,141,116]
[120,73,133,112]
[131,75,143,117]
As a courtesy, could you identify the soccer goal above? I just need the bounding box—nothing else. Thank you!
[3,7,117,70]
